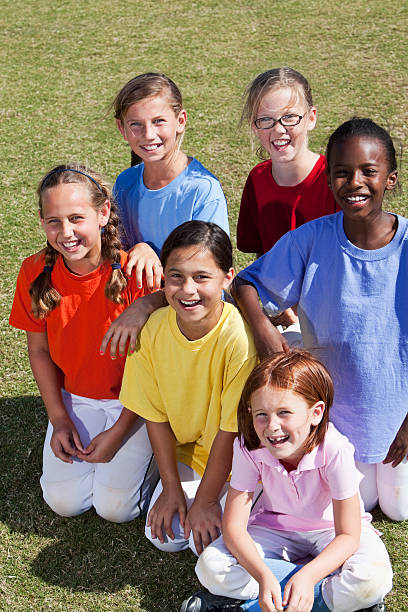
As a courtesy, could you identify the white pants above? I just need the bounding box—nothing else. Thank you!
[145,461,228,555]
[40,390,158,523]
[356,458,408,521]
[196,524,392,612]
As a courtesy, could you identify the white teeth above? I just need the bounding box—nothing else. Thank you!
[143,144,160,150]
[273,139,290,146]
[180,299,200,306]
[269,435,289,444]
[346,195,367,202]
[63,240,79,248]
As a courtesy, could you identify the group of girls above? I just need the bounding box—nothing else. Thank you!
[9,67,407,612]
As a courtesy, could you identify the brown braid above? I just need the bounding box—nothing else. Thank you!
[30,244,61,318]
[30,163,127,318]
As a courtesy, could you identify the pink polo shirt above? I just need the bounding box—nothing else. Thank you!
[230,424,371,532]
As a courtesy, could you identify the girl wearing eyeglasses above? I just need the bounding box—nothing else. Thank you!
[237,68,338,338]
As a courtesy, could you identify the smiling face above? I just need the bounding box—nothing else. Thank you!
[163,245,234,340]
[253,86,316,165]
[116,94,187,165]
[250,385,324,468]
[327,136,398,222]
[40,183,110,275]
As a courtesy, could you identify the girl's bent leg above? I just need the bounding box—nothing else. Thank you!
[196,530,329,610]
[93,413,157,523]
[40,391,107,517]
[145,462,228,554]
[377,457,408,521]
[145,462,202,553]
[355,461,379,511]
[320,525,392,612]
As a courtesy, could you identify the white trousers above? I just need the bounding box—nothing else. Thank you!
[40,390,158,523]
[196,524,392,612]
[145,461,228,555]
[356,458,408,521]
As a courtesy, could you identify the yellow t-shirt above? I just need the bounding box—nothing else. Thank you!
[120,302,257,476]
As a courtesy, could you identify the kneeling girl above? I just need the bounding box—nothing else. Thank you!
[120,221,257,555]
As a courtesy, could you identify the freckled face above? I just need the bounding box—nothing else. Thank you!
[163,246,234,340]
[250,386,324,467]
[253,86,316,164]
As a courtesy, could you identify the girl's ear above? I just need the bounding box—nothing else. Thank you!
[223,267,235,291]
[306,107,317,132]
[386,170,398,191]
[99,200,111,228]
[310,400,325,426]
[176,109,187,134]
[116,119,127,141]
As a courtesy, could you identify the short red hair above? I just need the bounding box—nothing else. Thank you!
[238,349,333,453]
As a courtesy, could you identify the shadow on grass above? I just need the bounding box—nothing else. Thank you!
[0,395,200,610]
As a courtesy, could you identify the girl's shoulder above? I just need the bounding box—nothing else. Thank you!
[319,423,356,462]
[114,164,143,191]
[18,248,49,279]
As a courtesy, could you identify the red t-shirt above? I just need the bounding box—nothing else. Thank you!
[9,250,147,399]
[237,155,338,254]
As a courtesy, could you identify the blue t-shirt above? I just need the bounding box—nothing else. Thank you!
[239,212,408,463]
[114,158,229,253]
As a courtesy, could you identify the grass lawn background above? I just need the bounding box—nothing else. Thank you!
[0,1,407,610]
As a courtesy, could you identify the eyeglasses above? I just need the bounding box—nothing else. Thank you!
[253,114,304,130]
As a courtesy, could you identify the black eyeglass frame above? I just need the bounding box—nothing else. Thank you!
[253,114,304,130]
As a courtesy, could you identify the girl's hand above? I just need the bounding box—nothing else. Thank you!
[268,307,298,329]
[99,290,167,358]
[184,499,222,554]
[147,488,187,543]
[253,317,289,361]
[76,429,121,463]
[126,242,163,290]
[283,570,314,612]
[258,572,284,612]
[383,416,408,467]
[50,418,84,463]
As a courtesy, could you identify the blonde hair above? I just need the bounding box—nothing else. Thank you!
[30,164,127,318]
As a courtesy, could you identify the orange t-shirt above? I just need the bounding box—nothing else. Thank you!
[9,250,147,399]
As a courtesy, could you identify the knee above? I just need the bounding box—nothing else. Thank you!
[144,524,187,552]
[42,482,90,517]
[346,559,393,608]
[93,489,141,523]
[379,496,408,521]
[196,545,226,592]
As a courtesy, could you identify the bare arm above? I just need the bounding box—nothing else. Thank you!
[282,494,361,611]
[223,487,284,612]
[184,430,236,554]
[27,331,83,462]
[146,420,187,542]
[99,290,168,359]
[231,277,288,360]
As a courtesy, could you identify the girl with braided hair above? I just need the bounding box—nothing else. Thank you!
[10,164,158,522]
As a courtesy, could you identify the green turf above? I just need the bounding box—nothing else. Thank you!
[0,0,407,610]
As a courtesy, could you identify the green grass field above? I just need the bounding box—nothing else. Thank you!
[1,1,407,610]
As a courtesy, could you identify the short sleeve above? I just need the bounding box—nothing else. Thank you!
[322,435,362,500]
[119,326,168,422]
[193,186,230,236]
[220,349,258,433]
[230,437,260,492]
[237,174,262,254]
[9,259,46,332]
[238,231,306,314]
